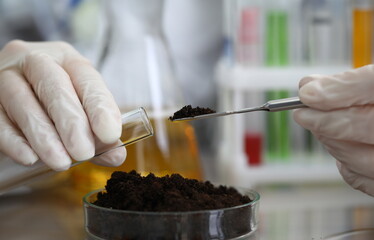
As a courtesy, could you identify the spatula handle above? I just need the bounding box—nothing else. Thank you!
[264,97,306,112]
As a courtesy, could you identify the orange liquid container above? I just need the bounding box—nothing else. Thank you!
[118,118,202,179]
[353,8,374,68]
[71,117,203,193]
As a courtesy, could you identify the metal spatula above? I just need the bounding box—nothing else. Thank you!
[170,97,306,122]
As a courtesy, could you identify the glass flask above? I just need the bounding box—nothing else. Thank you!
[71,0,203,193]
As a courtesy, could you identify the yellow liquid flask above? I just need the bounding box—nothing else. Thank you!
[0,107,153,194]
[71,0,203,193]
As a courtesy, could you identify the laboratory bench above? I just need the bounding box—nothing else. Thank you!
[1,173,374,240]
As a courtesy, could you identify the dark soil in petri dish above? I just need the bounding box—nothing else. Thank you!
[94,170,251,211]
[169,105,216,121]
[86,171,256,240]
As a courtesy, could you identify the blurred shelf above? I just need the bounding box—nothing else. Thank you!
[218,152,342,188]
[235,163,341,187]
[258,181,374,211]
[216,63,350,91]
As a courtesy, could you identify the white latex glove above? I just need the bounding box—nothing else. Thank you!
[0,40,126,171]
[293,64,374,196]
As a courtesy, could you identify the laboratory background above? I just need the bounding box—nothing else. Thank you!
[1,0,374,239]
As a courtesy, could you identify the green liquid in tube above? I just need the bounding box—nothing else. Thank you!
[265,11,289,66]
[265,10,290,161]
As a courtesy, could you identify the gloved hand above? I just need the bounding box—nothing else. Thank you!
[293,64,374,196]
[0,40,126,171]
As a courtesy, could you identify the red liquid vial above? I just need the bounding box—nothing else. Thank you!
[245,132,263,166]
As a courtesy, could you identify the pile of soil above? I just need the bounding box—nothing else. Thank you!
[169,105,216,121]
[94,170,251,212]
[86,171,257,239]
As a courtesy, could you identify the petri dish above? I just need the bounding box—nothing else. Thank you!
[83,188,260,240]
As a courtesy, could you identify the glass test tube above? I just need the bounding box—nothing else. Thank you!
[0,107,154,194]
[236,0,262,66]
[265,0,291,161]
[244,91,264,166]
[306,0,334,65]
[352,0,374,68]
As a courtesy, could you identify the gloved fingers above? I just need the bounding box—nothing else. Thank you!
[0,69,71,171]
[90,147,127,167]
[336,161,374,197]
[298,65,374,111]
[318,136,374,178]
[0,41,71,71]
[63,58,122,144]
[298,74,321,88]
[293,106,374,144]
[22,52,95,161]
[90,139,126,167]
[0,104,38,165]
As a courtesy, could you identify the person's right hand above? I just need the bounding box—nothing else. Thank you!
[293,64,374,196]
[0,40,126,171]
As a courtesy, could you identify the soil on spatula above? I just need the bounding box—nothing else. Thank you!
[169,105,216,121]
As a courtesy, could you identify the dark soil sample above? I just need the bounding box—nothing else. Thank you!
[169,105,216,121]
[94,170,251,211]
[86,171,257,240]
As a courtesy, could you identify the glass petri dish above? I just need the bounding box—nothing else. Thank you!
[83,188,260,240]
[324,229,374,240]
